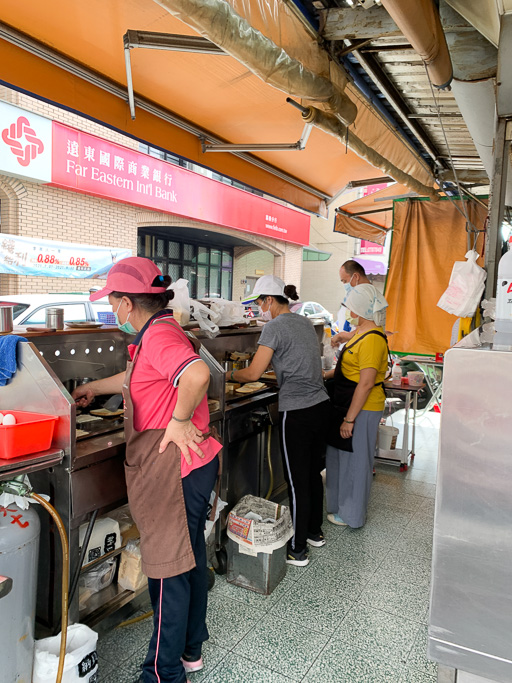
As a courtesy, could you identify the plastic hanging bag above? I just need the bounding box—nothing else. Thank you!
[190,301,220,338]
[33,624,99,683]
[437,250,487,318]
[169,278,191,326]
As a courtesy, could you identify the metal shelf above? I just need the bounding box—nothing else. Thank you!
[80,544,127,574]
[80,581,149,627]
[0,448,64,480]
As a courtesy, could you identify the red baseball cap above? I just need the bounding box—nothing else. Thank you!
[89,257,168,301]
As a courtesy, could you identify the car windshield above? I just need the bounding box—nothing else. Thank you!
[0,302,29,318]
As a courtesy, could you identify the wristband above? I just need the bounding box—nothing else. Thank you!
[172,413,193,423]
[343,418,354,424]
[230,370,235,381]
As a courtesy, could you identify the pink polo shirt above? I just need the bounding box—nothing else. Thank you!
[128,314,221,478]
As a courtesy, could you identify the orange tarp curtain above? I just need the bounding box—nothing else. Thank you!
[385,198,487,356]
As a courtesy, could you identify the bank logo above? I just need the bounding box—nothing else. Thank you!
[1,115,45,167]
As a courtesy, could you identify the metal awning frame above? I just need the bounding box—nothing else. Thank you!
[335,206,389,234]
[123,30,227,120]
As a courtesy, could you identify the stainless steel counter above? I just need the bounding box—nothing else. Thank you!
[428,346,512,682]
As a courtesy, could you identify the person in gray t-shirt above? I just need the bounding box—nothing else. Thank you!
[258,312,327,412]
[229,275,330,567]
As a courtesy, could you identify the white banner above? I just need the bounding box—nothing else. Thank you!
[0,233,131,278]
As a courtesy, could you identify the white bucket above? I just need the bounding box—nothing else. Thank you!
[379,425,399,450]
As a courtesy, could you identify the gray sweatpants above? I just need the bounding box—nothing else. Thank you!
[325,409,382,528]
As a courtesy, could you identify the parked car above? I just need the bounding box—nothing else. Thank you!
[0,293,112,326]
[291,301,334,325]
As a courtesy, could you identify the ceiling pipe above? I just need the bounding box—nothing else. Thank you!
[153,0,357,126]
[301,105,439,200]
[379,0,453,89]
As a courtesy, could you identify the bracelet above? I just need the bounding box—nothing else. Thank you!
[230,370,235,381]
[172,413,193,423]
[343,418,354,424]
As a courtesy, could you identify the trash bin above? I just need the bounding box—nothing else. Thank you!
[226,495,293,595]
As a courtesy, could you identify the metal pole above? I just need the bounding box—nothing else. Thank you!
[123,46,136,120]
[485,118,510,298]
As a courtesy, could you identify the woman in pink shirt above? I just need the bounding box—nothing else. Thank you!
[73,257,221,683]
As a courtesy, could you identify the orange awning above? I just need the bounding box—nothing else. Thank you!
[334,183,415,245]
[0,0,436,215]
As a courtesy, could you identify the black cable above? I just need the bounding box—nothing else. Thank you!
[68,509,99,607]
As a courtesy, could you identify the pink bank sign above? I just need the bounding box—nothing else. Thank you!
[50,123,310,246]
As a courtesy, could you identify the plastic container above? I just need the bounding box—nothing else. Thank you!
[407,371,424,386]
[322,343,336,370]
[79,516,121,565]
[379,424,399,450]
[391,362,402,386]
[97,311,116,325]
[0,411,59,459]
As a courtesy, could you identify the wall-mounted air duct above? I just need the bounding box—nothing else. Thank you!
[380,0,453,89]
[301,105,439,199]
[153,0,357,126]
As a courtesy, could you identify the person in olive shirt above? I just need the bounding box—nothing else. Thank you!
[228,275,329,567]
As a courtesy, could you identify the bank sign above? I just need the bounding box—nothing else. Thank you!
[0,101,310,247]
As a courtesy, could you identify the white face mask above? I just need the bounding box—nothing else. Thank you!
[258,306,272,321]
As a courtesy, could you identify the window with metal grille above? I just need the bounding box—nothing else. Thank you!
[138,231,233,300]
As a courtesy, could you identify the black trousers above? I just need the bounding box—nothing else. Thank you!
[279,400,329,552]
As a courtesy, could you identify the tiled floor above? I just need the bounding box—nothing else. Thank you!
[97,409,440,682]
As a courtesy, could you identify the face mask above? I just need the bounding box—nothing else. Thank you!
[115,301,137,335]
[342,275,355,300]
[346,310,360,327]
[258,306,272,322]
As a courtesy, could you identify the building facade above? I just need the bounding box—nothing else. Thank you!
[0,85,305,302]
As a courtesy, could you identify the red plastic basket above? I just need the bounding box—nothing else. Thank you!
[0,411,59,460]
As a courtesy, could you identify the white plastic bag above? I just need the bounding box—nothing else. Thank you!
[170,278,191,326]
[437,250,486,318]
[33,624,99,683]
[203,298,246,327]
[190,301,220,338]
